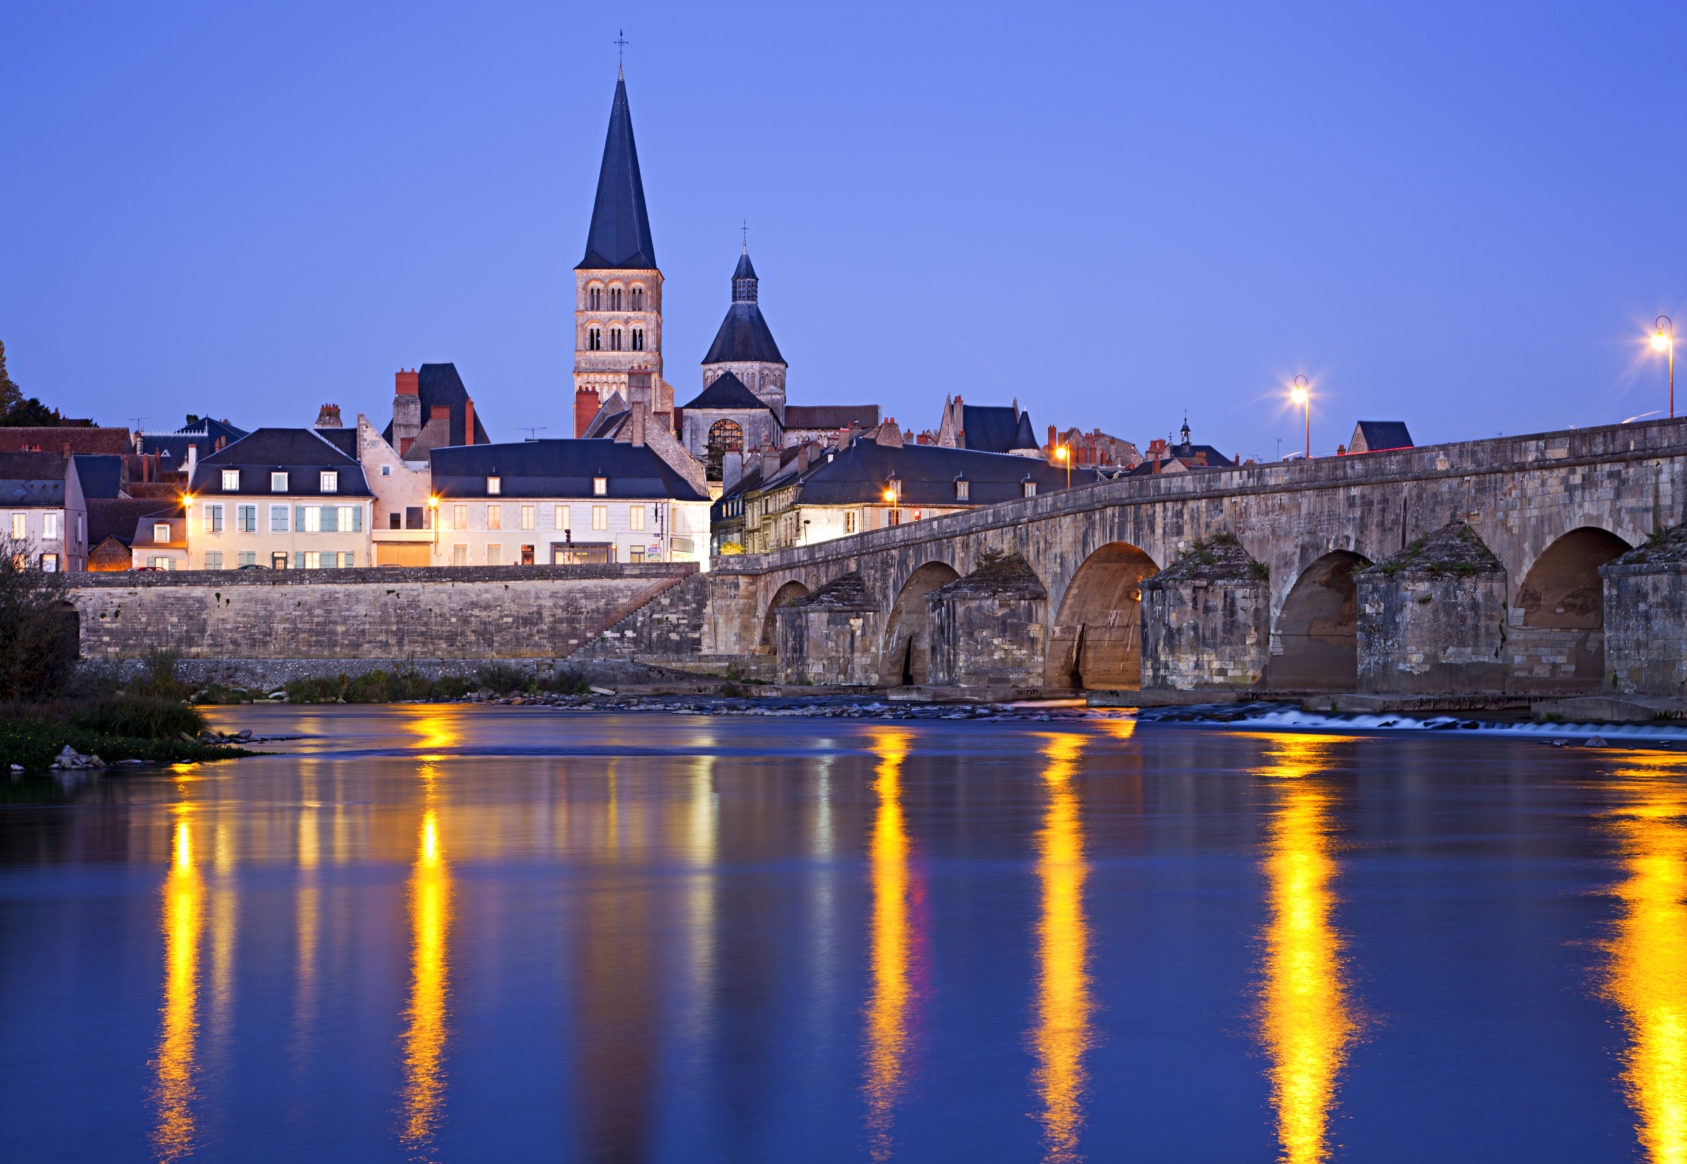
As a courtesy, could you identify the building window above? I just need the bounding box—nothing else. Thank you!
[320,471,338,493]
[611,286,622,310]
[10,514,24,538]
[304,551,322,569]
[222,469,240,491]
[845,511,856,534]
[452,544,467,566]
[630,547,644,563]
[955,479,969,501]
[520,544,534,566]
[707,419,744,458]
[271,551,288,569]
[610,328,622,351]
[340,551,355,567]
[270,504,289,532]
[487,543,501,566]
[202,504,223,533]
[381,465,392,476]
[631,286,643,310]
[237,504,257,532]
[338,505,357,531]
[303,506,322,533]
[271,472,288,492]
[593,477,607,496]
[520,505,535,530]
[41,553,58,573]
[630,505,645,532]
[453,503,467,531]
[238,551,256,567]
[487,504,502,531]
[205,551,223,570]
[554,504,569,529]
[588,287,601,310]
[42,512,59,540]
[592,505,608,530]
[487,476,501,495]
[153,523,171,542]
[1023,481,1037,498]
[588,328,601,351]
[153,557,172,570]
[632,328,643,351]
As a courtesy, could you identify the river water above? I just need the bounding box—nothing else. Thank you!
[1,705,1684,1162]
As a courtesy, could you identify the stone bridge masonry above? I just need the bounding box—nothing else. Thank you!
[705,418,1687,699]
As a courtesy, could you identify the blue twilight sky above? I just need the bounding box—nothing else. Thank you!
[4,1,1685,461]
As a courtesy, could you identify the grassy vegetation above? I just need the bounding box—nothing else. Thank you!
[0,694,246,772]
[278,665,592,704]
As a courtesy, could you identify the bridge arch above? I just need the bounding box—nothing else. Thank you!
[880,561,962,686]
[1512,526,1631,689]
[1269,550,1372,692]
[757,579,810,655]
[1048,542,1161,689]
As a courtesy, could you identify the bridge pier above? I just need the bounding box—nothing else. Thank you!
[926,553,1049,689]
[1602,523,1687,697]
[774,573,881,686]
[1140,535,1270,692]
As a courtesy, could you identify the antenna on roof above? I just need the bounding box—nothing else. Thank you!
[521,426,547,441]
[130,416,149,433]
[741,219,748,253]
[614,29,629,76]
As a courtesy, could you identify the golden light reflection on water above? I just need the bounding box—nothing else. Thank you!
[399,799,451,1155]
[400,705,462,758]
[150,812,203,1162]
[1602,753,1687,1164]
[1031,733,1092,1163]
[1255,734,1357,1164]
[864,726,917,1162]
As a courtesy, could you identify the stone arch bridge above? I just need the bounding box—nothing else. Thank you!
[701,419,1687,697]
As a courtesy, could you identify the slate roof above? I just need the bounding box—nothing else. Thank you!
[430,440,708,502]
[962,404,1025,453]
[190,428,371,497]
[0,427,130,455]
[315,427,358,459]
[784,404,881,431]
[0,452,67,505]
[679,372,774,413]
[734,251,756,281]
[578,76,657,270]
[379,363,490,448]
[88,498,164,546]
[781,438,1076,508]
[136,415,248,460]
[702,302,785,366]
[1009,410,1042,452]
[72,454,124,500]
[1352,420,1414,452]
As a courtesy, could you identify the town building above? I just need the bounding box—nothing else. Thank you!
[0,451,90,572]
[429,436,709,567]
[0,426,131,457]
[1347,420,1415,454]
[183,428,373,569]
[931,396,1044,457]
[383,364,488,457]
[1129,421,1237,475]
[1046,425,1141,471]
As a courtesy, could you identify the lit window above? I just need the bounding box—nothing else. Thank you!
[153,557,171,570]
[487,543,502,566]
[41,553,58,573]
[153,523,170,542]
[453,503,467,531]
[304,551,322,569]
[1023,481,1037,498]
[222,469,240,491]
[630,506,645,532]
[271,552,288,569]
[303,506,322,533]
[338,506,355,531]
[488,504,502,531]
[593,477,607,496]
[205,551,223,570]
[554,504,569,529]
[10,514,24,538]
[487,476,501,495]
[270,504,289,532]
[592,505,608,530]
[452,544,467,566]
[42,512,59,539]
[845,512,856,534]
[320,471,338,493]
[271,472,288,492]
[520,505,535,530]
[955,479,969,501]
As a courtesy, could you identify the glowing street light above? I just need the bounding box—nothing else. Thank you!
[427,495,440,548]
[1290,376,1310,460]
[1654,316,1675,420]
[1055,443,1071,489]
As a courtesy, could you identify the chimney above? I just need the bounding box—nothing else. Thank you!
[723,450,744,491]
[762,446,782,480]
[185,443,198,477]
[314,403,343,428]
[629,401,647,447]
[575,387,599,438]
[393,369,422,454]
[61,441,71,459]
[798,443,812,472]
[464,398,475,445]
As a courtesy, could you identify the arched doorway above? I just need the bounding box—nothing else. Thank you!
[1049,543,1160,689]
[1514,527,1630,689]
[757,580,809,655]
[880,562,960,686]
[1269,551,1372,691]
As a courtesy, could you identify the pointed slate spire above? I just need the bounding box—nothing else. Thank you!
[1010,409,1041,452]
[578,76,656,270]
[732,247,758,303]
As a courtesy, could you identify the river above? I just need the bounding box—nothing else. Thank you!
[0,704,1681,1162]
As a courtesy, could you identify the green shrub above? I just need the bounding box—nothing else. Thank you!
[67,694,206,740]
[285,675,346,703]
[0,716,247,772]
[472,663,532,694]
[546,668,590,696]
[0,540,78,701]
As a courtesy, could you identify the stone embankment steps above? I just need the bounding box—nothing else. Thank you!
[570,571,710,660]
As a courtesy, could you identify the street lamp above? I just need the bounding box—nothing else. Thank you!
[1055,443,1070,489]
[1290,375,1310,459]
[1654,316,1675,420]
[427,495,440,549]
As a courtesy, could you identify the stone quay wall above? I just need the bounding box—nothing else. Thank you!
[66,564,697,663]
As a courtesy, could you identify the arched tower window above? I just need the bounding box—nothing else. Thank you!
[631,286,643,310]
[708,419,744,453]
[588,328,601,351]
[611,287,622,311]
[587,287,602,310]
[610,328,622,351]
[632,329,644,351]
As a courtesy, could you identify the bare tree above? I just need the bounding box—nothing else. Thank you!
[0,536,79,701]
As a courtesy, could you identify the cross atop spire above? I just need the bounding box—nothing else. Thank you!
[741,219,748,254]
[614,30,628,77]
[577,72,656,270]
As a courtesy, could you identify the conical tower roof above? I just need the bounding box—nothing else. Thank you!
[704,249,784,365]
[578,77,656,270]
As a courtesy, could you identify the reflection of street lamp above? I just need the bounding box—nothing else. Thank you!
[1654,315,1675,419]
[1055,443,1070,489]
[1290,375,1310,459]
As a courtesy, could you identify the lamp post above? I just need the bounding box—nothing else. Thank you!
[1654,316,1675,420]
[1055,443,1070,489]
[427,495,440,553]
[1290,375,1310,459]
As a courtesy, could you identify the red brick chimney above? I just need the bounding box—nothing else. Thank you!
[463,399,475,445]
[575,388,598,437]
[395,369,419,396]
